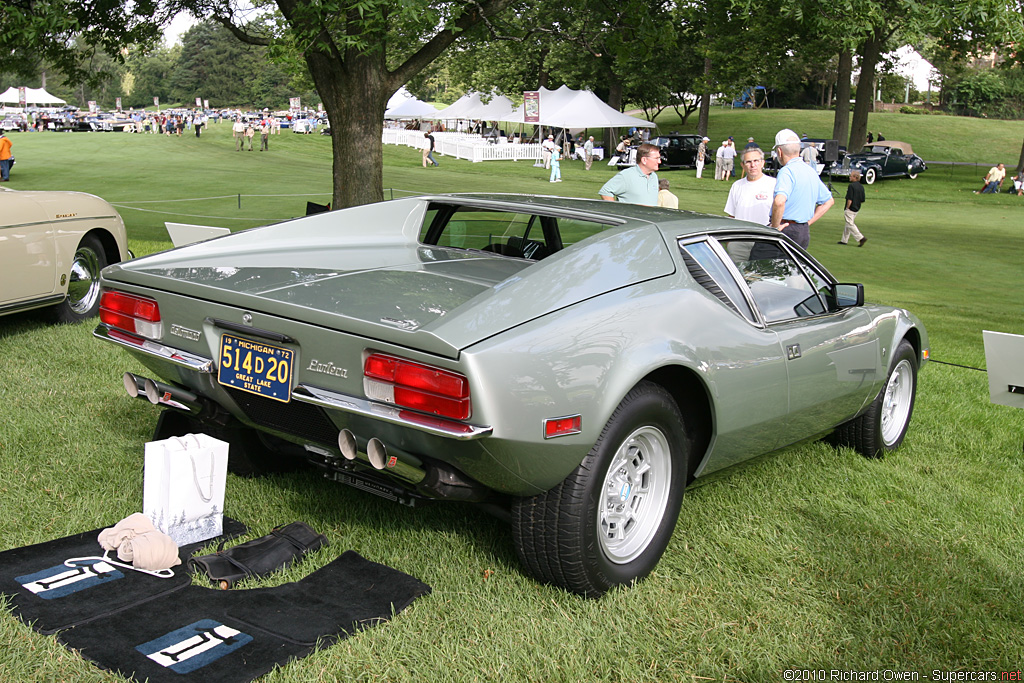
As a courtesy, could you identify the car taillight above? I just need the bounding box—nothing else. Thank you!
[364,352,471,420]
[99,290,162,339]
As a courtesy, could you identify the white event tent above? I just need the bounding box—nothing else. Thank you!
[0,86,67,105]
[429,91,516,121]
[384,87,438,119]
[500,85,654,129]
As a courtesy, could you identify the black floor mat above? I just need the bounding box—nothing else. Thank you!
[58,551,431,682]
[1,522,431,683]
[0,518,247,634]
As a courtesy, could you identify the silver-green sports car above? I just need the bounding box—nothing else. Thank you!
[94,194,928,596]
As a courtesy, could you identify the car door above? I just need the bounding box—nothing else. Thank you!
[677,237,790,471]
[882,147,904,177]
[0,193,58,306]
[719,236,881,446]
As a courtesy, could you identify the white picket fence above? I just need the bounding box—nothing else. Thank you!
[382,129,543,163]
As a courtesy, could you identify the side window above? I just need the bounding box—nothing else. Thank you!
[721,238,831,323]
[678,240,757,323]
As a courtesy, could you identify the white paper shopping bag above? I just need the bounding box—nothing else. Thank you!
[143,433,228,546]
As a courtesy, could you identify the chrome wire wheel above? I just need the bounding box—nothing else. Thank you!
[880,359,915,446]
[598,425,672,564]
[66,244,103,315]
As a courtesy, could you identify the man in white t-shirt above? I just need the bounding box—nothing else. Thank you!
[724,146,776,261]
[725,147,776,226]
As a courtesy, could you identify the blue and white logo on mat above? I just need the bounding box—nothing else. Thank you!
[136,619,253,674]
[16,560,123,600]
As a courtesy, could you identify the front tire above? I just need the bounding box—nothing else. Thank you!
[53,234,107,323]
[863,168,877,184]
[828,339,918,458]
[512,382,688,596]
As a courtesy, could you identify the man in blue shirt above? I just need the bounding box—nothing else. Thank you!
[599,143,661,206]
[769,128,834,248]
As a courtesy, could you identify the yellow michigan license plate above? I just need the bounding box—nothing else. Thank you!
[217,333,294,403]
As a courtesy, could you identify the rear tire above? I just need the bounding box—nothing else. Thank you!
[511,382,688,596]
[53,234,106,323]
[828,339,918,458]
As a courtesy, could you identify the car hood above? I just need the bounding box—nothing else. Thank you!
[101,212,676,358]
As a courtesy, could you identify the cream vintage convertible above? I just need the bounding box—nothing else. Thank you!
[1,186,130,323]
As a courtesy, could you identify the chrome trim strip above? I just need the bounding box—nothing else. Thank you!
[293,384,493,441]
[0,215,121,231]
[0,294,65,315]
[93,325,215,374]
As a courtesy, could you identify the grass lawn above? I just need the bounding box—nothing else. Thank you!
[1,112,1023,682]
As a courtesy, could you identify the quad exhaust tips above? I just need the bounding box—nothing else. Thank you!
[122,372,205,415]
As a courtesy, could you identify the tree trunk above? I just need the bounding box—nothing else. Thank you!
[697,56,712,138]
[832,49,852,147]
[604,77,623,152]
[1016,136,1024,178]
[306,50,389,208]
[848,34,882,151]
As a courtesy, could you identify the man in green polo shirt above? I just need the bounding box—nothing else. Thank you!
[599,143,662,206]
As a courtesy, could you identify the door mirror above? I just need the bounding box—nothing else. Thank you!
[832,283,864,309]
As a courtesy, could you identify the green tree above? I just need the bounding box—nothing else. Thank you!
[124,45,180,108]
[168,21,293,108]
[1,0,163,86]
[180,0,516,208]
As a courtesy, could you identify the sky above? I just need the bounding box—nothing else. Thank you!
[164,12,198,45]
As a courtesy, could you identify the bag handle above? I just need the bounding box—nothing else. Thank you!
[169,434,215,503]
[190,451,215,503]
[171,434,203,450]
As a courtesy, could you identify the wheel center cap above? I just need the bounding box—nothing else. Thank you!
[618,482,632,502]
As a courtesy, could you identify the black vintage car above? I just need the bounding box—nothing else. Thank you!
[831,141,927,184]
[616,134,712,170]
[768,138,846,176]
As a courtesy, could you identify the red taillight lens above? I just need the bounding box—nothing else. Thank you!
[364,353,471,420]
[99,290,162,338]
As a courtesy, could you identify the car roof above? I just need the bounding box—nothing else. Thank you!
[868,141,914,154]
[416,193,781,241]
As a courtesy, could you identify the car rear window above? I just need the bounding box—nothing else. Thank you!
[420,205,612,260]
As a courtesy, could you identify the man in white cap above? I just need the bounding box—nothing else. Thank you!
[542,134,557,169]
[696,136,710,178]
[769,128,834,249]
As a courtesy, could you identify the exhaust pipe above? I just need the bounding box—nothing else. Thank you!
[367,438,388,470]
[337,429,357,460]
[333,431,425,484]
[122,372,206,415]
